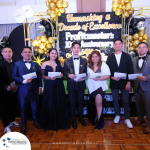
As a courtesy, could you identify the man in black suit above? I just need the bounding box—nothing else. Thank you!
[0,47,19,134]
[12,46,42,134]
[64,41,87,129]
[106,39,133,128]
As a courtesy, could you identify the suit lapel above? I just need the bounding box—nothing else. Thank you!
[21,60,29,74]
[79,56,82,74]
[140,55,148,72]
[70,57,75,74]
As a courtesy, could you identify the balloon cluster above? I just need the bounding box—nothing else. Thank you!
[112,0,134,17]
[0,36,11,50]
[46,0,69,22]
[39,19,56,37]
[31,35,53,56]
[129,30,149,52]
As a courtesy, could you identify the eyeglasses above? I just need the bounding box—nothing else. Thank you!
[22,51,32,54]
[138,46,147,49]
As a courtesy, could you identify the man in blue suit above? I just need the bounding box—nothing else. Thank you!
[12,46,42,134]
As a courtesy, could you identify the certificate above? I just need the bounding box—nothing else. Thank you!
[128,73,143,80]
[90,73,101,79]
[114,72,127,79]
[22,72,37,80]
[48,72,61,78]
[74,73,87,81]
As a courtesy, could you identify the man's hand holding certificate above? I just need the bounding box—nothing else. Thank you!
[128,73,143,80]
[114,72,127,79]
[74,73,86,81]
[22,72,37,80]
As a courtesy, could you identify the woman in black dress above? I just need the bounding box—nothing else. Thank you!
[39,48,71,131]
[87,51,110,130]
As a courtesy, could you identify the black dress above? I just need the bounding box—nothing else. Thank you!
[39,65,71,131]
[88,67,105,129]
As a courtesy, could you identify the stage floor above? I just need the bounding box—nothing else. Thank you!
[0,118,150,150]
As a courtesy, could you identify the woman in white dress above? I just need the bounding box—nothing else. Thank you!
[87,50,110,130]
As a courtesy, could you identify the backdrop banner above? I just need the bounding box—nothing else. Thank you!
[58,12,122,58]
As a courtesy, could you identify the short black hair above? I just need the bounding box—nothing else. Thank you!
[2,46,12,51]
[71,41,81,48]
[138,42,148,47]
[114,38,123,44]
[22,46,32,52]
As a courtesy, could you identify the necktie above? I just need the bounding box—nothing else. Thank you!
[24,61,31,63]
[74,57,79,60]
[138,56,146,60]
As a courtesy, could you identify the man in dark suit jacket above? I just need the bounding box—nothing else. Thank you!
[64,41,87,129]
[12,46,42,134]
[0,47,19,134]
[132,42,150,134]
[106,38,133,128]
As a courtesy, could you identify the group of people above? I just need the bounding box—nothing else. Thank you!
[0,39,150,135]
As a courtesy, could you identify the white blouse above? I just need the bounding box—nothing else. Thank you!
[86,62,111,94]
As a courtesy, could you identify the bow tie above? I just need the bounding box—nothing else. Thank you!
[24,61,31,63]
[74,57,79,60]
[138,56,146,60]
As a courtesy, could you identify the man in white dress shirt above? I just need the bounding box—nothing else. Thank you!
[132,42,150,134]
[64,41,87,129]
[106,39,133,128]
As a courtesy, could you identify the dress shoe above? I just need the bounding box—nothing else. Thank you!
[33,121,41,129]
[10,121,20,128]
[72,121,77,129]
[21,126,26,135]
[143,126,150,134]
[134,119,145,125]
[78,118,86,126]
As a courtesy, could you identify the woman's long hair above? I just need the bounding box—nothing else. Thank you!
[48,48,60,65]
[88,50,102,70]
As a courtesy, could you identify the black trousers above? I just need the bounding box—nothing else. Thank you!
[68,88,84,121]
[0,90,17,128]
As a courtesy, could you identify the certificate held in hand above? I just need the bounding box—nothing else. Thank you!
[74,73,87,81]
[22,72,37,80]
[114,72,127,79]
[48,72,61,78]
[90,73,101,79]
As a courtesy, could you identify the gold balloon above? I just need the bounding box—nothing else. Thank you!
[59,8,65,13]
[46,43,53,49]
[48,37,53,43]
[36,36,41,41]
[112,1,120,8]
[31,40,38,47]
[49,2,56,9]
[124,0,130,2]
[129,42,133,47]
[134,47,138,51]
[47,9,51,15]
[37,40,41,44]
[112,7,117,12]
[43,48,47,52]
[39,43,45,49]
[41,36,47,42]
[133,40,140,47]
[142,39,148,43]
[34,47,39,52]
[48,0,52,2]
[119,3,123,9]
[45,40,49,44]
[44,51,48,55]
[56,1,62,8]
[121,0,125,4]
[128,35,133,41]
[129,47,134,51]
[115,8,122,16]
[50,11,57,18]
[139,36,143,41]
[128,8,134,15]
[143,34,149,40]
[57,11,61,16]
[55,7,59,13]
[51,0,57,3]
[133,33,139,40]
[125,2,132,10]
[46,1,50,7]
[62,1,69,8]
[122,11,129,18]
[38,49,44,55]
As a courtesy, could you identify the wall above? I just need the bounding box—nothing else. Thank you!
[0,0,77,24]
